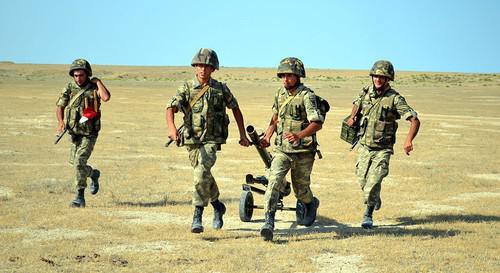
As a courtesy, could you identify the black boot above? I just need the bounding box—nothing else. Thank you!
[70,188,85,208]
[303,197,320,227]
[375,196,382,211]
[361,205,375,229]
[211,200,226,229]
[260,211,275,241]
[191,206,204,233]
[90,169,100,195]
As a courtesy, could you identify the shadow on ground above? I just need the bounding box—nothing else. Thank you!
[223,214,470,244]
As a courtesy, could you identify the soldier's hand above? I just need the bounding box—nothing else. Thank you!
[168,129,178,143]
[91,77,101,84]
[347,116,356,127]
[404,140,413,155]
[238,137,250,147]
[57,122,65,134]
[259,137,271,148]
[283,132,300,145]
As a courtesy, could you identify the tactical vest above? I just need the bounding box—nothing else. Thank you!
[275,85,318,153]
[182,80,229,145]
[64,82,101,136]
[358,87,400,149]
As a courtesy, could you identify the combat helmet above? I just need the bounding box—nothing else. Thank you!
[277,57,306,78]
[69,58,92,77]
[191,48,219,70]
[369,60,395,81]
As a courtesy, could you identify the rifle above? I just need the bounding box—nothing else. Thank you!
[165,124,185,147]
[54,128,67,145]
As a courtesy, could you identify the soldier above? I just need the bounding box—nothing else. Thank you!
[258,57,324,241]
[346,60,420,228]
[56,58,111,208]
[166,48,250,233]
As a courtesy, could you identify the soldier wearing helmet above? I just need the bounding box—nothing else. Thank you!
[166,48,250,233]
[55,58,111,208]
[258,57,324,241]
[346,60,420,229]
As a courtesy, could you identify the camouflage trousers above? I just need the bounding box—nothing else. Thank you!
[264,150,315,213]
[186,143,220,207]
[356,144,391,207]
[69,135,97,189]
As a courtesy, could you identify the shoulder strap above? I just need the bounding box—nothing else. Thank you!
[68,89,86,108]
[186,84,210,113]
[278,88,304,115]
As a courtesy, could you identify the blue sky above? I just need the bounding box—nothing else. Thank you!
[1,0,499,73]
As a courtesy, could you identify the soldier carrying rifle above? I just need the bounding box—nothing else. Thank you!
[166,48,250,233]
[55,59,111,208]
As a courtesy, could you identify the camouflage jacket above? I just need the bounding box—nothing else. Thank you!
[353,85,417,150]
[56,81,101,136]
[166,78,239,145]
[272,83,324,153]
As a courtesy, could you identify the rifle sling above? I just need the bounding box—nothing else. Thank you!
[186,84,210,113]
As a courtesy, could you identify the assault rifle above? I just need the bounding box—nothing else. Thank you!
[54,128,67,145]
[165,124,185,147]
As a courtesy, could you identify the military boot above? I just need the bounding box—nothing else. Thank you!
[260,211,275,241]
[375,196,382,211]
[89,169,100,195]
[191,206,204,233]
[361,205,375,229]
[70,188,85,208]
[211,200,226,229]
[303,197,320,227]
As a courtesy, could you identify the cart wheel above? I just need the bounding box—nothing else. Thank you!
[296,199,306,225]
[239,191,254,222]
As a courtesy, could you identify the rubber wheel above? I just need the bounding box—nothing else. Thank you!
[239,191,254,222]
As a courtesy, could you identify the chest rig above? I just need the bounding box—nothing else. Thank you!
[358,87,400,148]
[65,82,101,136]
[182,80,229,145]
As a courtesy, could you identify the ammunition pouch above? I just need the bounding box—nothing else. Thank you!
[66,104,100,136]
[213,112,229,139]
[373,120,397,145]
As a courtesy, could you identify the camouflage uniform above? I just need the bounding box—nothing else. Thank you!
[57,79,101,190]
[166,78,239,206]
[353,78,418,208]
[264,83,324,212]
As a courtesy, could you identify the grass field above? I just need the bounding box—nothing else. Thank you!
[0,62,499,272]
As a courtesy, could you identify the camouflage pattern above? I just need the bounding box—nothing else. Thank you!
[191,48,219,70]
[369,60,395,81]
[277,57,306,78]
[57,81,101,136]
[69,58,92,77]
[355,144,391,207]
[186,143,220,206]
[353,85,417,151]
[272,84,324,153]
[69,135,97,189]
[264,150,315,212]
[166,78,238,145]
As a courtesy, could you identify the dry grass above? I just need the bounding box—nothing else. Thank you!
[0,63,499,273]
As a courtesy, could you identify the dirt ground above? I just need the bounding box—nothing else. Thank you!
[0,62,499,272]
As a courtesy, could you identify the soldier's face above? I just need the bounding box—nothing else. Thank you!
[195,64,215,83]
[372,75,388,90]
[281,73,298,89]
[72,70,88,86]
